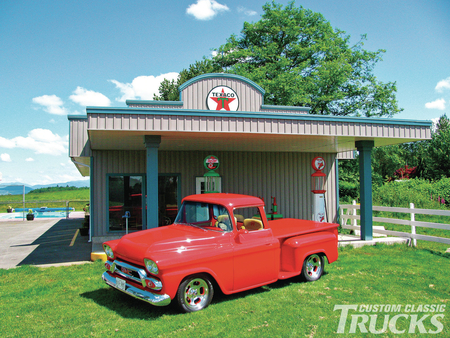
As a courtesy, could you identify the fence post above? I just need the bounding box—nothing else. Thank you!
[410,203,416,247]
[352,200,357,227]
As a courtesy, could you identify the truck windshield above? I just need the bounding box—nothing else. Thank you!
[174,201,233,232]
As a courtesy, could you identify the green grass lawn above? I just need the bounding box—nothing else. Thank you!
[1,244,449,337]
[0,188,89,212]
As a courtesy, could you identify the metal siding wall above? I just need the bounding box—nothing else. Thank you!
[158,151,337,221]
[92,149,339,237]
[69,119,91,157]
[88,113,432,142]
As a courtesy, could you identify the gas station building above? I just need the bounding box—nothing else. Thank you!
[68,73,432,250]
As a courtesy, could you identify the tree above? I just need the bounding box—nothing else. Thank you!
[423,115,450,180]
[153,59,221,101]
[155,2,401,118]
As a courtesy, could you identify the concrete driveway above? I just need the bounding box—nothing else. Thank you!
[0,214,91,269]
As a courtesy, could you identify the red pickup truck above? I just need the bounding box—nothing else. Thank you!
[102,193,339,312]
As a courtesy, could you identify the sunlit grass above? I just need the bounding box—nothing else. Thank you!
[1,245,449,337]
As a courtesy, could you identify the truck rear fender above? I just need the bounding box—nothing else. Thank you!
[280,230,338,273]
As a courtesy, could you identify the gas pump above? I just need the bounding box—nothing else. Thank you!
[311,156,327,222]
[203,155,221,193]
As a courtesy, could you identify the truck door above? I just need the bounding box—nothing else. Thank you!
[232,207,279,291]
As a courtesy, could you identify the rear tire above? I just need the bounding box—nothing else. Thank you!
[301,254,324,281]
[177,274,214,312]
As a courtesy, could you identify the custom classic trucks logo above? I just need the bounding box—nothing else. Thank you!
[206,86,239,111]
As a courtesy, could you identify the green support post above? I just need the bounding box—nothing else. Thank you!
[145,135,161,229]
[356,140,374,241]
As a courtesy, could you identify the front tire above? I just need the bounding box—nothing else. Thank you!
[177,274,214,312]
[301,254,324,281]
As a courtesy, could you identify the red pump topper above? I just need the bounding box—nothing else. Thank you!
[311,157,326,222]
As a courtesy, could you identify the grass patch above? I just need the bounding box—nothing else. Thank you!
[1,245,449,337]
[0,188,89,212]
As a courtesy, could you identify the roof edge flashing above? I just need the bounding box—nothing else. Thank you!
[178,73,266,95]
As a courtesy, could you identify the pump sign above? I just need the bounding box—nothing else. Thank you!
[204,155,220,171]
[207,86,239,111]
[312,156,325,171]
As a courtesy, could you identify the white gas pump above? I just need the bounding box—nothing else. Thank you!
[311,156,326,222]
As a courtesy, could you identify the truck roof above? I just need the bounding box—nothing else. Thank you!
[182,193,264,208]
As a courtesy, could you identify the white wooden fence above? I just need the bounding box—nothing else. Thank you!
[340,201,450,246]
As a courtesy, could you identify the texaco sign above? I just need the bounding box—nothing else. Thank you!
[206,86,239,111]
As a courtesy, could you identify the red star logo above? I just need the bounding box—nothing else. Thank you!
[211,89,236,111]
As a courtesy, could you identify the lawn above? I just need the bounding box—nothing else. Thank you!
[1,244,449,337]
[0,188,89,212]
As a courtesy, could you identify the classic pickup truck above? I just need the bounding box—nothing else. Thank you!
[102,193,339,312]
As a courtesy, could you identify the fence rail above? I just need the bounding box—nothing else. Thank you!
[340,201,450,246]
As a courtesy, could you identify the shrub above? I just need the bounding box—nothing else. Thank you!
[373,178,449,208]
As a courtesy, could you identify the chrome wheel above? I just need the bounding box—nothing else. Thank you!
[302,254,324,281]
[177,275,214,312]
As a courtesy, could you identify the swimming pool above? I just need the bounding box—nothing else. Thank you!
[1,207,74,219]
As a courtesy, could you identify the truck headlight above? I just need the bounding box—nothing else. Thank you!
[144,259,159,275]
[103,244,114,260]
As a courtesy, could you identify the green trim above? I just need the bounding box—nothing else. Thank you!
[67,114,88,120]
[178,73,266,95]
[261,104,310,112]
[90,157,94,238]
[335,158,340,225]
[126,100,183,106]
[85,106,432,127]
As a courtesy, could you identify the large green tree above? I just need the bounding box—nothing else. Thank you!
[153,59,221,101]
[423,115,450,180]
[156,1,401,118]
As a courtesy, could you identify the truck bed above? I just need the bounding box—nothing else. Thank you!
[269,218,339,240]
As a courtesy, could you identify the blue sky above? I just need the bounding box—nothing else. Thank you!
[0,0,449,185]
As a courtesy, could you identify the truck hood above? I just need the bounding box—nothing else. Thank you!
[112,224,227,266]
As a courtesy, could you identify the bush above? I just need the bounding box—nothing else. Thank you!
[373,178,449,208]
[339,180,359,202]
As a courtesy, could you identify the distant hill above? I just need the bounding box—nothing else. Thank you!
[0,180,89,195]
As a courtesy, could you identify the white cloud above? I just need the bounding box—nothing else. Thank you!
[425,98,446,110]
[0,128,68,156]
[237,6,257,16]
[1,153,12,162]
[186,0,229,20]
[109,72,179,102]
[69,87,111,107]
[25,158,35,162]
[435,77,450,92]
[32,94,67,115]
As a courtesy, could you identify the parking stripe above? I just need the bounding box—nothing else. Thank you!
[70,229,79,247]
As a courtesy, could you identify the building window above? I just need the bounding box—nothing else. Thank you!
[195,176,222,194]
[158,175,179,226]
[108,175,144,232]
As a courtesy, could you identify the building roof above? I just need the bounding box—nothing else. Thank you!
[68,73,432,175]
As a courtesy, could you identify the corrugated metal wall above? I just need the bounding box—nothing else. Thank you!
[92,150,337,238]
[87,112,432,141]
[69,118,91,157]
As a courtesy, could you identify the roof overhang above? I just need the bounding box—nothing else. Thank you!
[83,108,432,154]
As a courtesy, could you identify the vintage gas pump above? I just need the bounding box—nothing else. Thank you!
[203,155,221,193]
[311,156,327,222]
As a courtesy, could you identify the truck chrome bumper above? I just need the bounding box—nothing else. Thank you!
[102,272,171,307]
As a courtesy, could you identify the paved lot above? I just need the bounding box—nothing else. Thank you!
[0,215,91,269]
